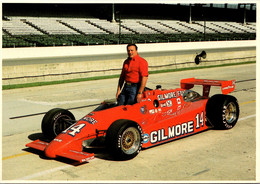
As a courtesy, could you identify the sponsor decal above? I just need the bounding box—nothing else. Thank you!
[149,109,155,114]
[81,116,97,125]
[53,138,62,142]
[222,85,234,90]
[166,100,172,107]
[177,98,181,104]
[143,133,150,143]
[150,121,194,144]
[141,120,147,125]
[70,150,92,156]
[140,105,147,114]
[157,91,184,101]
[163,109,179,117]
[149,108,161,114]
[149,111,204,144]
[88,112,94,116]
[157,92,177,101]
[161,102,166,108]
[37,141,49,145]
[204,80,219,83]
[81,156,95,162]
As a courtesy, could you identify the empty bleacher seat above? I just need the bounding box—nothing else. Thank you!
[2,16,256,37]
[62,18,106,34]
[2,17,43,35]
[121,19,159,34]
[26,17,79,35]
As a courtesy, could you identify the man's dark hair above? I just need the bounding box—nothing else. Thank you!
[127,43,138,50]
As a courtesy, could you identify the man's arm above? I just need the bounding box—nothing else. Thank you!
[116,76,124,99]
[137,76,148,103]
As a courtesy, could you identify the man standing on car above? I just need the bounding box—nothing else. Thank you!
[116,43,148,105]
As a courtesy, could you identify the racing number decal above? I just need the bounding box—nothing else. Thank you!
[62,123,86,137]
[68,124,86,136]
[195,111,204,129]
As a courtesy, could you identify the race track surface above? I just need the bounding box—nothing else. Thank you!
[2,63,257,181]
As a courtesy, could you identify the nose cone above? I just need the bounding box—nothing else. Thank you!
[43,121,96,159]
[44,141,59,158]
[44,136,84,159]
[44,137,68,158]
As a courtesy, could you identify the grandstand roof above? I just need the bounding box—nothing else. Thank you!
[3,3,256,22]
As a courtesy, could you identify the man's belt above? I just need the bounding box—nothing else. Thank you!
[125,82,138,86]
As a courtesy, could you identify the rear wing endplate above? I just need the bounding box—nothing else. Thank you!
[181,78,235,97]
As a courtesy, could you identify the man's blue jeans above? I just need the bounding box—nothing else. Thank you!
[118,83,138,105]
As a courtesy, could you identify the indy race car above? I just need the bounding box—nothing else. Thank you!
[26,78,239,164]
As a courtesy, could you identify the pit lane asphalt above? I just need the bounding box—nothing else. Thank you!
[2,63,257,181]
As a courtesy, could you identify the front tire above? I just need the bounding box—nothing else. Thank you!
[41,108,75,140]
[106,120,143,160]
[206,94,239,129]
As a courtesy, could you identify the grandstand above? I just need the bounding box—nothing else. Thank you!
[2,3,256,48]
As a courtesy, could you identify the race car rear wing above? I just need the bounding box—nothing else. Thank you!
[180,78,235,97]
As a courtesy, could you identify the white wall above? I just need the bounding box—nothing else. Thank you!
[2,40,256,59]
[2,40,256,85]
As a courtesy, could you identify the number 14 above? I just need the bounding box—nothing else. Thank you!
[195,112,204,129]
[62,123,86,137]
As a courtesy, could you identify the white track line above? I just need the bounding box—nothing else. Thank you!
[17,158,98,180]
[17,114,256,180]
[238,114,256,121]
[17,165,72,180]
[20,98,100,106]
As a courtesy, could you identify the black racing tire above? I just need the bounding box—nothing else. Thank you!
[206,94,239,130]
[41,108,75,140]
[106,120,143,160]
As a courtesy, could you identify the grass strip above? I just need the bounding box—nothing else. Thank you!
[2,61,256,90]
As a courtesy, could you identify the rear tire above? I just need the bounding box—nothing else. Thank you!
[106,120,143,160]
[41,108,75,140]
[206,94,239,129]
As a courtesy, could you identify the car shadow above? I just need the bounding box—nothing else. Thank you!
[28,132,50,142]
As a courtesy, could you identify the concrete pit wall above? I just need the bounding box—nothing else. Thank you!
[2,40,256,86]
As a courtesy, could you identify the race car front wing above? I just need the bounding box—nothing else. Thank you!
[26,139,95,163]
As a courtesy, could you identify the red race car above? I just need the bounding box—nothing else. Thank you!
[26,78,239,163]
